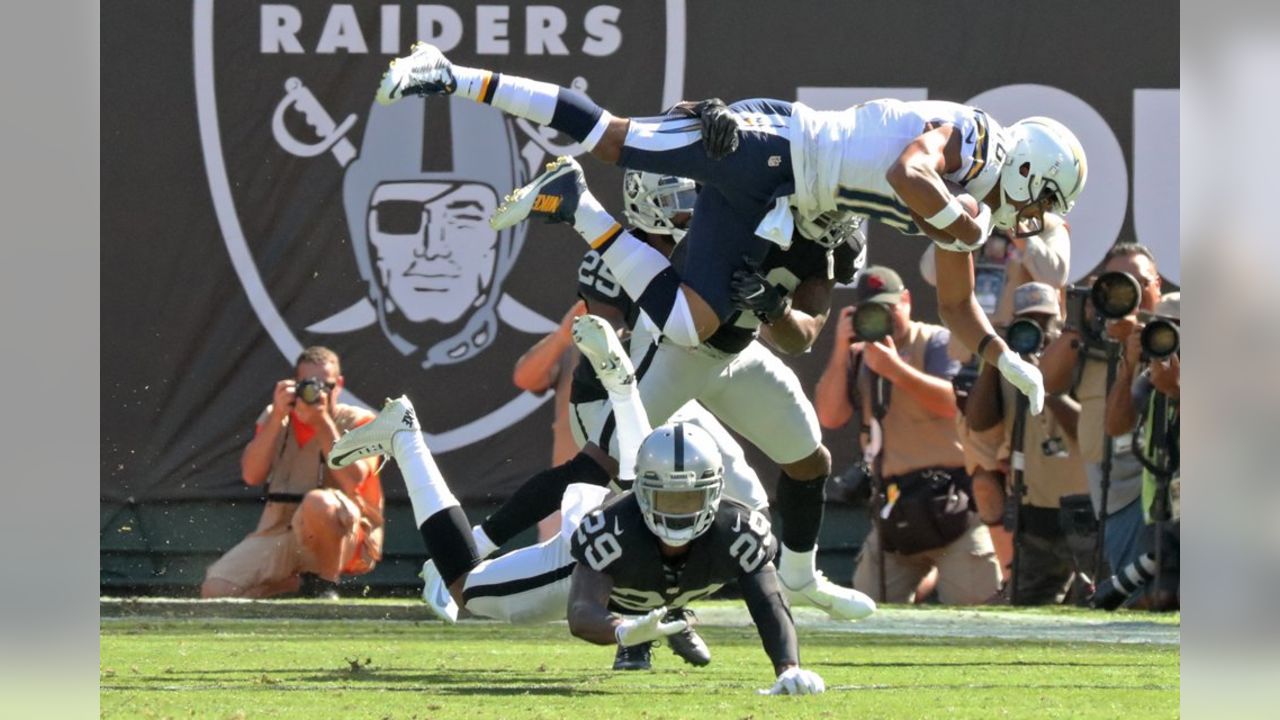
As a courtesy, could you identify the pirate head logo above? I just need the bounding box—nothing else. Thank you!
[194,0,686,453]
[340,95,528,368]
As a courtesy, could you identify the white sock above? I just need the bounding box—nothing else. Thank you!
[779,546,818,588]
[450,66,490,100]
[606,384,652,483]
[391,429,459,526]
[453,68,559,127]
[471,525,499,559]
[599,234,701,348]
[570,189,620,247]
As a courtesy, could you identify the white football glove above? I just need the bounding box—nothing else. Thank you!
[997,349,1045,415]
[614,606,687,647]
[758,667,826,696]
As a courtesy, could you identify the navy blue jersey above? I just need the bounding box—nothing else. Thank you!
[569,493,776,613]
[695,236,850,354]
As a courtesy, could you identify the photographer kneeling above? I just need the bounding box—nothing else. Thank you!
[966,283,1091,605]
[202,347,384,599]
[816,267,1000,605]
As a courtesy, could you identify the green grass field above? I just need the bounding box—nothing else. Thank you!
[100,601,1179,719]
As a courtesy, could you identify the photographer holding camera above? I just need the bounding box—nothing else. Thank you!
[816,267,1000,604]
[202,346,384,599]
[966,283,1092,605]
[1093,292,1180,610]
[1039,243,1164,581]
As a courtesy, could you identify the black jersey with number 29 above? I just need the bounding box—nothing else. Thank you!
[569,493,776,614]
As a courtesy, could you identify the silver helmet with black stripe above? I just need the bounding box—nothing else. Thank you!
[634,422,724,546]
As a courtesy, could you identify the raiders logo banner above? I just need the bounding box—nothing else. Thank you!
[102,1,1175,505]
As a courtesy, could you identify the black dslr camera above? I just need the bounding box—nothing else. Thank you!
[1064,270,1143,345]
[849,302,892,343]
[295,377,332,405]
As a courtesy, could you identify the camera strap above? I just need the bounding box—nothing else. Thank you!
[264,417,325,500]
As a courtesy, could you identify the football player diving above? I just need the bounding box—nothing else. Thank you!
[374,42,1087,423]
[328,315,826,696]
[372,42,1085,630]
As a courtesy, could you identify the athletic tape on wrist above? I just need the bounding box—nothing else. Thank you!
[925,197,965,229]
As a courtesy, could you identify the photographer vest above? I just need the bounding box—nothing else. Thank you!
[254,403,373,533]
[1075,354,1143,513]
[857,321,965,478]
[999,380,1088,508]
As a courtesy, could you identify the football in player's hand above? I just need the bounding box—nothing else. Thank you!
[943,179,981,218]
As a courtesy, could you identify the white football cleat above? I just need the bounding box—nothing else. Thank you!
[490,155,586,230]
[327,395,420,469]
[376,41,457,105]
[571,314,634,395]
[781,571,877,621]
[419,559,460,623]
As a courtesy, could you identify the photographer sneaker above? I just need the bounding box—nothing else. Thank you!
[328,395,420,469]
[781,570,877,621]
[376,42,456,105]
[571,314,634,395]
[490,156,586,231]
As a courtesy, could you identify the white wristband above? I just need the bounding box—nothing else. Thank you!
[925,197,965,229]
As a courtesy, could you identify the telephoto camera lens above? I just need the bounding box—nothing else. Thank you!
[852,302,892,343]
[1005,319,1045,356]
[1090,271,1142,319]
[1141,318,1180,359]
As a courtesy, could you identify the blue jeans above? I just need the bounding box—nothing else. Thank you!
[1102,498,1148,574]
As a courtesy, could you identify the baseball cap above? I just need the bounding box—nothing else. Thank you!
[1013,282,1060,318]
[853,266,906,305]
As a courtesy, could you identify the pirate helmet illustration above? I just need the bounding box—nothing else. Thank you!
[342,95,528,368]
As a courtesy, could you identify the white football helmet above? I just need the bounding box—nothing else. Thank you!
[796,209,867,251]
[991,117,1088,231]
[634,422,724,547]
[622,169,698,242]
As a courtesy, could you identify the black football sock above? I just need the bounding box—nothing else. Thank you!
[480,453,611,547]
[775,473,827,553]
[421,506,480,587]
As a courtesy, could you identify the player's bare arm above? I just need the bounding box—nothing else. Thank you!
[965,362,1005,432]
[512,300,585,393]
[759,276,834,355]
[933,247,1006,365]
[887,125,988,248]
[566,563,622,645]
